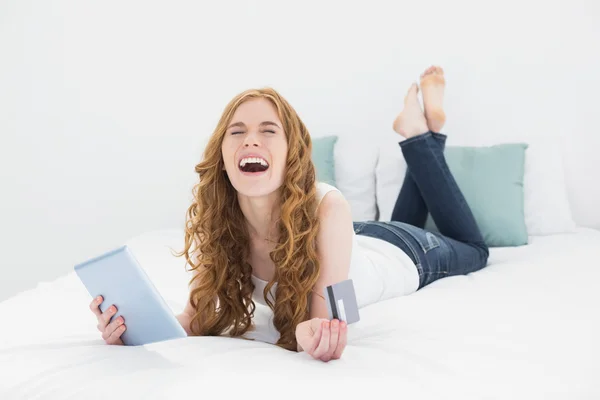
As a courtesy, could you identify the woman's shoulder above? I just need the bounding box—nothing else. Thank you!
[315,181,350,215]
[315,181,341,202]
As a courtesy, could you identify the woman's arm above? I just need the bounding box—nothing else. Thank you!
[176,311,194,336]
[309,189,354,321]
[296,189,354,353]
[176,274,202,336]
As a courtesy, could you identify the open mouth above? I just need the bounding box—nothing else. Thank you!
[238,157,270,173]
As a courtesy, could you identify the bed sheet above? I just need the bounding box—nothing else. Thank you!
[1,228,599,399]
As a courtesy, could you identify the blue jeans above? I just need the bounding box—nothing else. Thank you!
[354,131,489,290]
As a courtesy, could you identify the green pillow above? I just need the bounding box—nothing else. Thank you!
[424,143,529,247]
[311,136,338,186]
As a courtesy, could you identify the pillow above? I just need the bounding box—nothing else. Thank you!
[523,141,576,235]
[376,140,530,247]
[376,138,577,238]
[311,135,338,186]
[333,135,379,221]
[423,144,529,247]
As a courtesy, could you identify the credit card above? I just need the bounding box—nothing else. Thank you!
[323,279,360,324]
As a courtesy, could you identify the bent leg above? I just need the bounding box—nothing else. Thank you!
[390,133,447,228]
[399,131,487,255]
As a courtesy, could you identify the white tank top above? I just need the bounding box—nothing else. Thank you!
[246,182,419,344]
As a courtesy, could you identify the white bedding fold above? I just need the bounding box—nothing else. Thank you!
[2,228,599,399]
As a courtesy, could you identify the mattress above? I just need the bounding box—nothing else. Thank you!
[1,228,599,399]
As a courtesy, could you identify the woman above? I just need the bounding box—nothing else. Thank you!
[90,66,489,363]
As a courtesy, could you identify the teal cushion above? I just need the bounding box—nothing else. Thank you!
[311,136,338,186]
[424,143,529,247]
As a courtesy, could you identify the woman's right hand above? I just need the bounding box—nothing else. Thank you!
[89,295,127,345]
[296,317,347,362]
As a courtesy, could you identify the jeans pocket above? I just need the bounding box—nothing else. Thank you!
[387,222,441,254]
[358,222,422,266]
[423,232,441,253]
[353,222,367,234]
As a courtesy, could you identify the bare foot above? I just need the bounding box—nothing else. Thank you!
[392,83,429,139]
[420,65,446,133]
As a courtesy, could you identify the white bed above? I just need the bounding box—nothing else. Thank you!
[1,226,599,399]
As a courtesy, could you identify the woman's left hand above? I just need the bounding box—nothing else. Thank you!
[295,317,347,362]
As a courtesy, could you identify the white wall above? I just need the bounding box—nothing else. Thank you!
[1,0,599,302]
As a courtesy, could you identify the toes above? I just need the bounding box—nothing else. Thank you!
[421,66,436,79]
[404,83,418,103]
[408,82,418,96]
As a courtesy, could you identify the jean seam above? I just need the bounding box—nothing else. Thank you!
[415,262,424,278]
[369,222,421,266]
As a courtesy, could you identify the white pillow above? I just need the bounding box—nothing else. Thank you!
[333,135,379,221]
[374,135,407,222]
[375,137,577,236]
[523,141,577,235]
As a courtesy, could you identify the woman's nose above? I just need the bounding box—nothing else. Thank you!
[243,131,261,147]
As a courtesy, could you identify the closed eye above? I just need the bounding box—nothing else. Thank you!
[231,130,276,135]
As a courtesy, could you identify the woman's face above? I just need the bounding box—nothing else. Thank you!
[222,98,289,198]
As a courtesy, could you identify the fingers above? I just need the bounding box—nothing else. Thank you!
[310,319,348,362]
[320,320,340,362]
[312,320,331,360]
[90,296,125,345]
[307,319,324,354]
[100,304,118,327]
[304,319,348,362]
[95,303,118,333]
[106,323,126,345]
[102,315,126,343]
[89,295,103,318]
[331,321,347,360]
[321,319,343,362]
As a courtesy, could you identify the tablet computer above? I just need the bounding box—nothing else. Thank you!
[74,245,188,346]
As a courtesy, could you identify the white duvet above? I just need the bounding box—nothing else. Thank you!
[1,228,599,399]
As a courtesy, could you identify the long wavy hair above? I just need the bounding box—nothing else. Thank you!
[175,87,321,351]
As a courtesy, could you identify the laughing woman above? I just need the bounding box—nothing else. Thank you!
[89,66,489,363]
